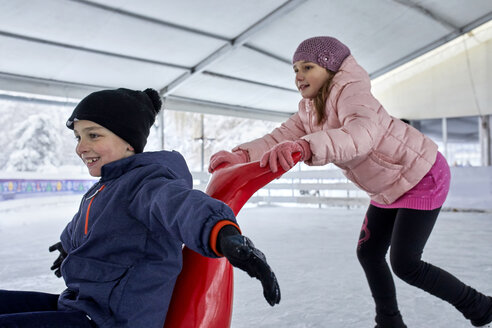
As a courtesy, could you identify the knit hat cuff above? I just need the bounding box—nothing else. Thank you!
[292,36,350,72]
[67,88,161,153]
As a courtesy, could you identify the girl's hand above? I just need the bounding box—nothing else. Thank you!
[260,140,310,173]
[208,150,248,173]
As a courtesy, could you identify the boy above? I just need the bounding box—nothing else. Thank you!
[0,88,280,328]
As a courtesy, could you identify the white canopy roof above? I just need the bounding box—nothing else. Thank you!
[0,0,491,121]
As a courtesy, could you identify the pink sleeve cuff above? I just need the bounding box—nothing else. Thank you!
[233,149,250,163]
[296,139,312,161]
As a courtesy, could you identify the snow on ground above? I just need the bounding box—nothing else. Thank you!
[0,196,491,327]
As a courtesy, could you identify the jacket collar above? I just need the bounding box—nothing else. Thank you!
[99,151,192,186]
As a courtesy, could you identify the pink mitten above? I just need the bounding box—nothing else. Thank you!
[208,150,249,173]
[260,140,311,173]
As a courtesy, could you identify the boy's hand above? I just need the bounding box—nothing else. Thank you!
[218,226,281,306]
[49,242,67,278]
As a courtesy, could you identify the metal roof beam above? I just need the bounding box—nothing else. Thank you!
[231,0,306,46]
[370,11,492,79]
[70,0,301,76]
[163,95,292,122]
[0,72,106,100]
[0,30,189,70]
[1,0,305,98]
[0,92,79,107]
[0,73,294,121]
[160,0,307,96]
[202,71,297,93]
[69,0,229,41]
[243,44,291,65]
[392,0,460,31]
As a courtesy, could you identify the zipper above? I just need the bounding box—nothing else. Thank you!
[307,100,315,132]
[84,184,105,235]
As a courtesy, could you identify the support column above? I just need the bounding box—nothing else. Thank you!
[194,114,215,172]
[410,120,421,131]
[442,117,448,159]
[159,97,166,150]
[200,114,205,172]
[479,115,491,166]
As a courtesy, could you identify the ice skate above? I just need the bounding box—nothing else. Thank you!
[374,312,407,328]
[471,296,492,328]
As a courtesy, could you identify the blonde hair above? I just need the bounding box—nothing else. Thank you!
[312,69,336,125]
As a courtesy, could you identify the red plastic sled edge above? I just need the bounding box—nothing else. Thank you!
[163,153,301,328]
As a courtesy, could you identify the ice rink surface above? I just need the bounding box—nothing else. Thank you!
[0,196,491,327]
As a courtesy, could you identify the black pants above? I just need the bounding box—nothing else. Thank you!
[356,205,491,324]
[0,290,94,328]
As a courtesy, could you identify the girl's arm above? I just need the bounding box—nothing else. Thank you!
[233,112,307,161]
[302,82,381,166]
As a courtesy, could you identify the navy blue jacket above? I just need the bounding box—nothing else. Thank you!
[57,151,237,328]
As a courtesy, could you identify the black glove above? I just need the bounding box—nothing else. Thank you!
[48,242,67,278]
[218,225,281,306]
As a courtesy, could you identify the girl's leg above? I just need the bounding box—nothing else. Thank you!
[390,208,492,326]
[356,205,407,327]
[0,290,95,328]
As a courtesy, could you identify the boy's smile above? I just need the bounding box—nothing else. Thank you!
[74,120,135,177]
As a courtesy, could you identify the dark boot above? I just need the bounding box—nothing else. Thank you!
[374,311,407,328]
[471,296,492,327]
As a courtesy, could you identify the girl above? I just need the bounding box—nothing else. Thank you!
[0,88,280,328]
[208,36,492,327]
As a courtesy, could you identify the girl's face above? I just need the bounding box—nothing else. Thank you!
[74,120,135,177]
[293,61,332,99]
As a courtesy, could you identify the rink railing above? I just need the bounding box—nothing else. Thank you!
[3,166,492,211]
[1,169,369,207]
[192,169,370,208]
[193,166,492,211]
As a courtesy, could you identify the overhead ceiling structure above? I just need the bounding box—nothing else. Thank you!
[0,0,491,122]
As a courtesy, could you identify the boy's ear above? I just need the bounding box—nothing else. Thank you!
[127,145,135,152]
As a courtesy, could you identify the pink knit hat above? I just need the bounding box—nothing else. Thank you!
[292,36,350,72]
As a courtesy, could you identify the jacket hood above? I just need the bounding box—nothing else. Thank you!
[99,150,193,187]
[333,55,370,87]
[299,55,370,108]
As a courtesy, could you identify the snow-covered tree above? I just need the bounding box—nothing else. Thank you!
[0,98,279,173]
[4,113,62,171]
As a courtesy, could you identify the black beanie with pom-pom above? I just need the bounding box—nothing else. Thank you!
[66,88,162,153]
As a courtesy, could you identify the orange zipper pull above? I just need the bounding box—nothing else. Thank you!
[84,184,105,235]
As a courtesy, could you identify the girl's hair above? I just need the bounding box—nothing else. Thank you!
[313,69,336,125]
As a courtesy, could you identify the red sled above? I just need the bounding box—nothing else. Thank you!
[163,153,301,328]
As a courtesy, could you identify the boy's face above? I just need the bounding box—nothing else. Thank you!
[74,120,135,177]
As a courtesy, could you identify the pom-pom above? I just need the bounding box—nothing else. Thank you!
[143,88,162,114]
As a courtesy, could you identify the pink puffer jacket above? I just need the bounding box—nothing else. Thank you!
[233,55,438,204]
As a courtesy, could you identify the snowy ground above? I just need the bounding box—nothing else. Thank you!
[0,196,491,327]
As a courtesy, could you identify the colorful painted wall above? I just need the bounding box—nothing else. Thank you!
[0,179,96,200]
